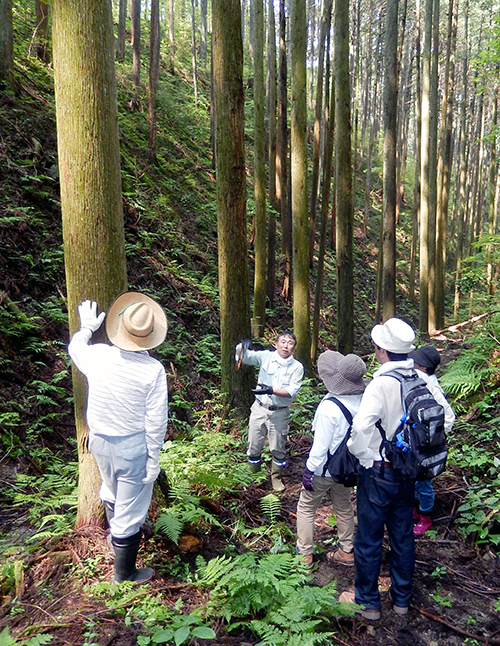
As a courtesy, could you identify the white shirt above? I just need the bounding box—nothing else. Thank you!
[415,369,456,434]
[306,393,363,475]
[242,349,304,407]
[68,328,168,461]
[347,359,414,468]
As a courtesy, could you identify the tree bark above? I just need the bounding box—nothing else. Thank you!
[131,0,141,106]
[0,0,13,90]
[252,0,266,337]
[419,0,433,333]
[212,0,253,408]
[52,0,128,528]
[291,0,311,372]
[334,0,354,351]
[169,0,175,73]
[200,0,208,66]
[381,0,399,321]
[148,0,160,160]
[116,0,127,61]
[35,0,50,63]
[266,0,278,304]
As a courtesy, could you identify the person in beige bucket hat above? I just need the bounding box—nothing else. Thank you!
[68,292,168,585]
[295,350,367,569]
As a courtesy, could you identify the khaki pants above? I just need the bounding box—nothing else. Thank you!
[296,475,355,556]
[247,400,290,464]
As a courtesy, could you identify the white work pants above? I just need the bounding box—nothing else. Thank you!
[89,432,154,539]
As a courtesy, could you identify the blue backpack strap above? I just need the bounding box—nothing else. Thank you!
[321,396,353,477]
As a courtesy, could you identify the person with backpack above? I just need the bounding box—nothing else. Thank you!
[295,351,367,569]
[409,345,455,536]
[235,332,304,492]
[339,318,417,620]
[68,293,168,585]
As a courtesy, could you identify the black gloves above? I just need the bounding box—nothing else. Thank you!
[251,383,274,396]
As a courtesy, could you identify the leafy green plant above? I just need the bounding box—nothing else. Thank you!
[196,552,348,645]
[455,479,500,545]
[260,493,281,523]
[0,627,53,645]
[90,582,215,645]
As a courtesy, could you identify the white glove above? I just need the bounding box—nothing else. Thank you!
[78,300,105,332]
[235,343,242,362]
[142,456,161,484]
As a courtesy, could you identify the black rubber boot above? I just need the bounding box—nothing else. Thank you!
[112,531,154,584]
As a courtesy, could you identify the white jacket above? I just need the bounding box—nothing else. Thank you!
[306,393,363,475]
[347,359,414,468]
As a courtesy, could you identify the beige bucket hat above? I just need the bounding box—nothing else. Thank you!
[317,350,367,395]
[106,292,167,351]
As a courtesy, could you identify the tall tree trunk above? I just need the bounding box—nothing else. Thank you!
[267,0,278,305]
[278,0,291,301]
[381,0,399,321]
[453,5,469,318]
[311,19,334,361]
[52,0,128,528]
[410,13,421,304]
[212,0,253,408]
[200,0,208,67]
[148,0,160,160]
[0,0,13,90]
[169,0,175,73]
[252,0,266,337]
[291,0,311,372]
[419,0,433,333]
[191,0,199,105]
[309,0,333,267]
[435,0,457,327]
[427,0,439,332]
[335,0,354,351]
[487,83,499,296]
[116,0,127,61]
[131,0,141,107]
[35,0,50,63]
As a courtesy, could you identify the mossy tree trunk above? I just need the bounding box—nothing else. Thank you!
[291,0,311,373]
[213,0,253,409]
[52,0,128,529]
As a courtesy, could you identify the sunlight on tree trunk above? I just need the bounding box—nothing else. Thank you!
[52,0,128,528]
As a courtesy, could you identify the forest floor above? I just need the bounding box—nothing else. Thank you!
[2,412,500,646]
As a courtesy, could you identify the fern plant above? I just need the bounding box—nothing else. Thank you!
[196,552,350,645]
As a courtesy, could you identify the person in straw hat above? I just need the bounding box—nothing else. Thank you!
[295,351,367,569]
[340,317,417,620]
[68,292,168,584]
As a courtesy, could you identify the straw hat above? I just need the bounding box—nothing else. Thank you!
[106,292,167,351]
[371,318,415,353]
[317,350,367,395]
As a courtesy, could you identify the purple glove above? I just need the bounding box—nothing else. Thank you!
[302,467,315,491]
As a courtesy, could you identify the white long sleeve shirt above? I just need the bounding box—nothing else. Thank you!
[68,328,168,461]
[242,349,304,408]
[306,393,363,475]
[347,359,414,468]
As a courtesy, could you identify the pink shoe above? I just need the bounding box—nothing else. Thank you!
[413,514,432,536]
